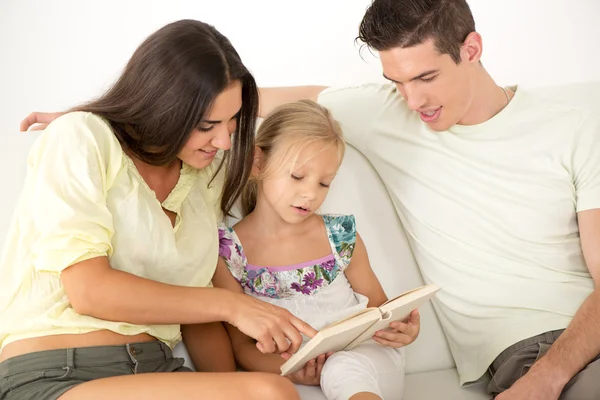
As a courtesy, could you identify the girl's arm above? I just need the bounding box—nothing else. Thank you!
[344,232,388,307]
[345,231,421,348]
[181,322,236,372]
[211,258,285,373]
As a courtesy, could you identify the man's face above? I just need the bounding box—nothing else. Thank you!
[379,38,479,131]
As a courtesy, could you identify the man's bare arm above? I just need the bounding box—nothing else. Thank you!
[258,86,328,117]
[499,209,600,399]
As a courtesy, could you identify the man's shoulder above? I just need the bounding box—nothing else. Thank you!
[317,82,411,121]
[517,84,598,120]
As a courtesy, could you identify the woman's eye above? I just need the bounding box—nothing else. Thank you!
[197,126,214,132]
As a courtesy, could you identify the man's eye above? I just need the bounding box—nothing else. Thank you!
[421,76,437,83]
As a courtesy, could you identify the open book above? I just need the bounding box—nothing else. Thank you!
[280,284,440,376]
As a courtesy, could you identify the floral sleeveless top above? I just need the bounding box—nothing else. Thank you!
[218,214,356,299]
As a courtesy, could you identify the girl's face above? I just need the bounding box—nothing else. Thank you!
[260,141,341,224]
[178,81,242,169]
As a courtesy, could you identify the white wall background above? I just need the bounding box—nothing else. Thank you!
[1,0,599,134]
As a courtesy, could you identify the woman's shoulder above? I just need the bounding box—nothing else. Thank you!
[43,111,123,154]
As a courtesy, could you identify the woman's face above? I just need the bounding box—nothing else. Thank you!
[178,81,242,169]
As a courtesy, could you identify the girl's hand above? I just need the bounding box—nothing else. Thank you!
[282,352,333,386]
[373,309,421,348]
[227,292,317,355]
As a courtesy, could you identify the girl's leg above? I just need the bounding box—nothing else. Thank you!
[59,371,299,400]
[320,342,405,400]
[349,393,381,400]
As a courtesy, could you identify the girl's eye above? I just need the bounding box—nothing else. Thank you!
[291,175,303,181]
[320,183,330,188]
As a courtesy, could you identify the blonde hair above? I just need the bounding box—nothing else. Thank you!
[240,100,345,216]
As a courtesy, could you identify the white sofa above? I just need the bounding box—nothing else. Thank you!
[1,81,597,399]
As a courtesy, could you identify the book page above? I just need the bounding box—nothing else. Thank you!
[344,284,440,350]
[280,308,381,376]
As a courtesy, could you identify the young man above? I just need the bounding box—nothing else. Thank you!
[260,1,600,399]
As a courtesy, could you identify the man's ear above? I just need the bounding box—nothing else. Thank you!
[251,146,263,177]
[460,31,483,64]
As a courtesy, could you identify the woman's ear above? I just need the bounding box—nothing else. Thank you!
[251,146,263,177]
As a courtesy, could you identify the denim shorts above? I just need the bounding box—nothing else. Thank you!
[0,340,191,400]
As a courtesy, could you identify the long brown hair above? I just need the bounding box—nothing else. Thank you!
[241,100,345,216]
[74,19,257,216]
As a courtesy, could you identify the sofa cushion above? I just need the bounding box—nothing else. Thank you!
[321,145,456,374]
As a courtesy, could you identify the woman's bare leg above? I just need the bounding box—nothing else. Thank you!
[59,371,299,400]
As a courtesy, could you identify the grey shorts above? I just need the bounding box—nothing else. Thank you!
[488,329,600,399]
[0,340,191,400]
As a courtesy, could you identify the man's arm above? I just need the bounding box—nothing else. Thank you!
[258,86,328,117]
[498,209,600,399]
[535,209,600,381]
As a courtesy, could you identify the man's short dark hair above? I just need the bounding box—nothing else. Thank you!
[358,0,476,64]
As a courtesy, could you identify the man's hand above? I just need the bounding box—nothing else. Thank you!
[373,309,421,348]
[20,111,63,131]
[496,362,564,400]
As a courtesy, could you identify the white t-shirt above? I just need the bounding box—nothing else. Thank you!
[318,83,600,384]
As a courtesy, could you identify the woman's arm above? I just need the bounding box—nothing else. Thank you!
[61,257,314,354]
[181,322,236,372]
[62,256,239,325]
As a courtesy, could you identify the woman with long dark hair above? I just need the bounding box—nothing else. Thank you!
[0,19,313,400]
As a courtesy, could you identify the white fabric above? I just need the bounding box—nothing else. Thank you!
[320,342,405,400]
[318,83,600,384]
[246,264,406,399]
[256,273,369,339]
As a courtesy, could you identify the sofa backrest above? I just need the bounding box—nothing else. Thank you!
[321,145,457,373]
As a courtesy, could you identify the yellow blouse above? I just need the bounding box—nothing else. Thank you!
[0,112,224,349]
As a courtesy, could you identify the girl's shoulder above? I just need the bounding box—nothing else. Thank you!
[217,223,244,262]
[320,213,357,249]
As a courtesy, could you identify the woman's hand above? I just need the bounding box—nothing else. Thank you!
[282,353,332,386]
[373,309,421,348]
[227,293,317,355]
[20,111,64,131]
